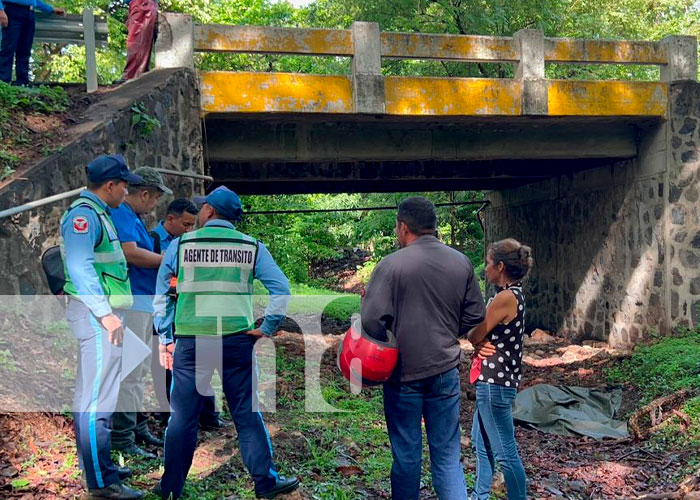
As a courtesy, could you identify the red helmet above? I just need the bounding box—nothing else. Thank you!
[337,318,399,388]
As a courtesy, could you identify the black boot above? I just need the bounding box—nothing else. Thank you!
[113,443,157,459]
[135,429,164,447]
[254,476,300,499]
[88,482,145,499]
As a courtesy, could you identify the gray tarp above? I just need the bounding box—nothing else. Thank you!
[512,384,629,440]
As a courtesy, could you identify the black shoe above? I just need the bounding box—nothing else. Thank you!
[255,476,300,499]
[117,467,133,480]
[199,417,233,432]
[113,443,157,459]
[112,78,126,85]
[82,467,132,488]
[88,482,145,499]
[135,430,164,447]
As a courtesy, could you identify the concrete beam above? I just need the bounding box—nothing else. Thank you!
[381,32,518,62]
[207,158,614,194]
[155,13,194,69]
[545,38,666,65]
[200,72,353,114]
[193,24,353,55]
[200,72,668,117]
[384,77,521,116]
[203,119,639,162]
[660,36,698,82]
[547,80,667,117]
[351,22,385,114]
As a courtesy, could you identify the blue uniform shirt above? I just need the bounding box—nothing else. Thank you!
[61,190,115,318]
[110,202,158,313]
[153,219,291,344]
[0,0,55,13]
[152,221,174,253]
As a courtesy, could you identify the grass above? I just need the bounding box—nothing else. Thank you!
[254,281,361,324]
[606,328,700,405]
[0,81,69,114]
[606,328,700,450]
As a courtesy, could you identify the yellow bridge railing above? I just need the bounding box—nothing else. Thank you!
[154,15,697,117]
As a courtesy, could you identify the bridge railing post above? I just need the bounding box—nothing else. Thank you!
[155,12,194,69]
[660,36,697,82]
[514,29,548,115]
[351,21,385,114]
[82,9,98,93]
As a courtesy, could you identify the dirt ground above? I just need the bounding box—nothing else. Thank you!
[0,328,698,500]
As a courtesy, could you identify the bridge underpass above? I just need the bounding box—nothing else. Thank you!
[2,18,698,351]
[145,15,700,348]
[203,115,660,194]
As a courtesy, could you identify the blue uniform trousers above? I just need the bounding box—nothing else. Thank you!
[0,3,36,84]
[67,299,123,490]
[160,334,278,499]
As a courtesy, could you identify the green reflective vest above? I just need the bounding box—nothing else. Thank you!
[174,225,258,336]
[61,196,133,310]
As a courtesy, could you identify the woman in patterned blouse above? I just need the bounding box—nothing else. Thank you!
[468,238,533,500]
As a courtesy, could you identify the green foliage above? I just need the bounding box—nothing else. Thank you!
[30,0,700,81]
[130,101,161,137]
[10,478,30,490]
[0,82,68,113]
[239,191,485,286]
[606,329,700,404]
[0,151,20,181]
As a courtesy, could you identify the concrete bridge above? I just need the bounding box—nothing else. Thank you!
[2,16,700,350]
[148,15,700,347]
[155,15,692,196]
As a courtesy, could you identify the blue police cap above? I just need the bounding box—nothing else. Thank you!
[192,185,227,207]
[87,155,142,184]
[204,186,243,221]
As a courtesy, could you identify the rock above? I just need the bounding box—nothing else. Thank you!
[529,328,556,343]
[535,349,545,356]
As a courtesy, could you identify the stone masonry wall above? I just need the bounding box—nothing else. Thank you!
[667,82,700,329]
[483,150,669,349]
[0,68,204,295]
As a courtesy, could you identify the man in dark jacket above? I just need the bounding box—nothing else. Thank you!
[362,196,487,500]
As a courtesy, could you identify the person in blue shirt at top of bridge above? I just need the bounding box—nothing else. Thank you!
[109,166,172,459]
[151,186,299,499]
[0,0,65,85]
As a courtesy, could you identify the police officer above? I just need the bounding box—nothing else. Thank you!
[61,155,145,499]
[152,187,299,499]
[150,198,229,430]
[110,167,171,459]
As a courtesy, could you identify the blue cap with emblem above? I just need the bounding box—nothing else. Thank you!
[86,155,142,184]
[203,186,243,222]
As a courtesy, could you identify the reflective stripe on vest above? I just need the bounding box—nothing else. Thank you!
[174,226,258,336]
[61,197,133,310]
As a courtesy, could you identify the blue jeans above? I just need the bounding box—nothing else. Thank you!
[0,3,35,84]
[383,367,467,500]
[471,383,527,500]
